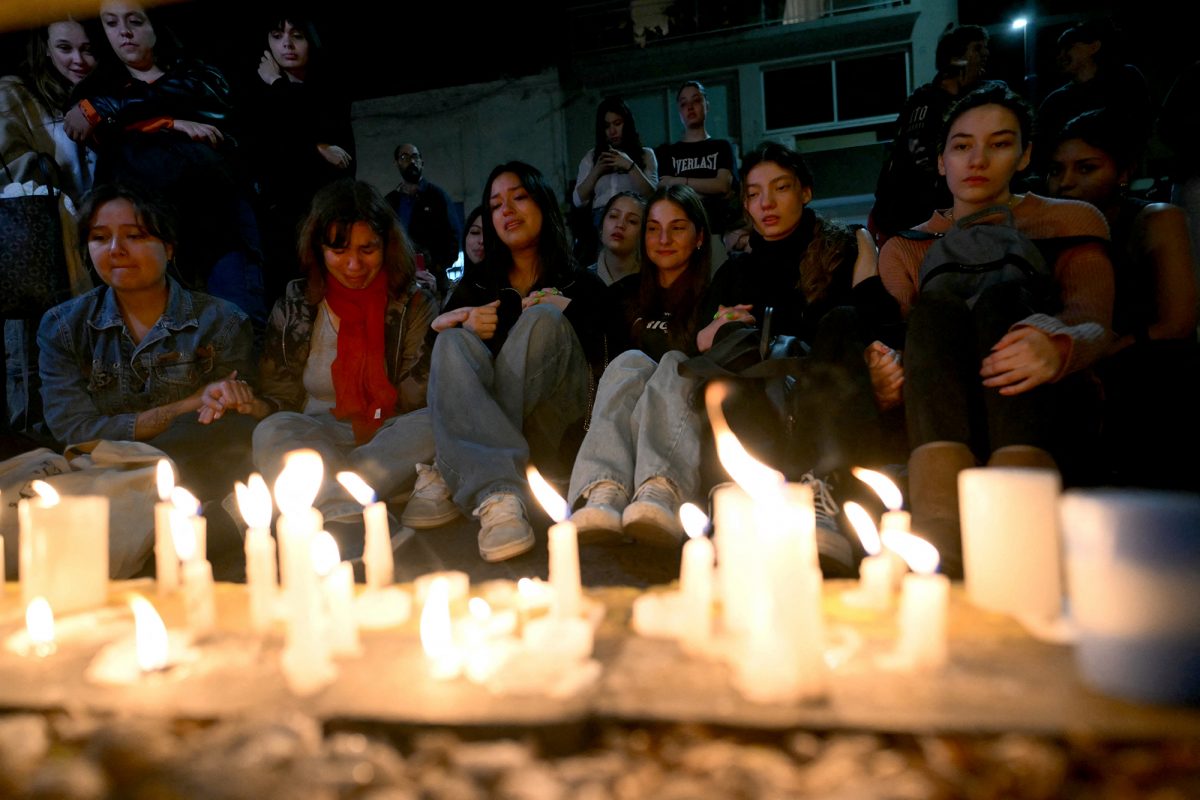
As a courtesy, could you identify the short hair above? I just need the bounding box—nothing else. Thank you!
[261,11,325,70]
[739,141,815,195]
[480,161,572,280]
[1056,108,1139,172]
[76,182,178,259]
[935,24,988,74]
[676,80,707,101]
[393,143,421,162]
[297,179,417,304]
[1057,20,1119,68]
[940,83,1035,153]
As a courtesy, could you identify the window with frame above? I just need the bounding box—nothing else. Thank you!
[764,50,908,132]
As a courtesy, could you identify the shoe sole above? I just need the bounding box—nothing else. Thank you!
[623,519,683,549]
[402,507,463,530]
[571,507,624,545]
[479,530,536,562]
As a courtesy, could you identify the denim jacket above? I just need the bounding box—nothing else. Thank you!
[37,278,253,445]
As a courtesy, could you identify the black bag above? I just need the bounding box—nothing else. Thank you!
[0,154,72,320]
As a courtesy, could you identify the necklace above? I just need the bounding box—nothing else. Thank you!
[947,193,1023,222]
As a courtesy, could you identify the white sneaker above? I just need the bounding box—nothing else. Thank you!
[401,463,461,529]
[474,493,535,562]
[570,481,628,541]
[621,476,685,548]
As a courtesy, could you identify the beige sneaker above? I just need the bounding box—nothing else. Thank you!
[474,492,535,562]
[621,476,685,548]
[401,463,461,529]
[570,480,627,541]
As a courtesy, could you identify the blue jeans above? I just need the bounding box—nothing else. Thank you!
[252,408,435,522]
[567,350,701,505]
[429,304,589,512]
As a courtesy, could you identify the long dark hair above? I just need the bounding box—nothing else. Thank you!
[76,182,178,268]
[940,82,1035,154]
[23,20,96,112]
[637,184,711,352]
[592,96,646,164]
[461,205,484,265]
[298,179,417,303]
[480,161,572,282]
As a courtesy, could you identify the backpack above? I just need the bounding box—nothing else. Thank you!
[898,204,1059,311]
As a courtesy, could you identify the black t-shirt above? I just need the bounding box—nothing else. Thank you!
[656,137,738,232]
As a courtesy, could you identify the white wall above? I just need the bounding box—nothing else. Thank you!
[351,70,570,217]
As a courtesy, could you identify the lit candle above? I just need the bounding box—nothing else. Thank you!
[336,471,392,591]
[312,531,360,657]
[25,596,56,657]
[236,475,277,633]
[852,467,910,588]
[420,576,461,679]
[527,466,581,621]
[414,570,470,607]
[154,460,179,595]
[843,501,891,610]
[170,486,205,562]
[172,513,215,639]
[1,489,6,584]
[130,594,169,673]
[461,597,512,684]
[18,481,108,614]
[678,502,714,650]
[883,529,949,670]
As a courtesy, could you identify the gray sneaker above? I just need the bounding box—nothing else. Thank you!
[571,480,627,541]
[799,471,856,578]
[401,463,461,529]
[621,476,684,548]
[474,493,535,562]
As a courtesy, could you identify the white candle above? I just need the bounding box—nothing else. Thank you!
[172,513,215,639]
[420,576,461,679]
[678,502,714,649]
[414,570,470,607]
[884,530,949,669]
[313,532,360,657]
[712,483,755,633]
[337,472,393,591]
[843,501,891,610]
[130,594,169,672]
[19,481,108,615]
[25,596,56,657]
[854,467,914,591]
[154,460,179,595]
[236,476,278,634]
[527,467,582,620]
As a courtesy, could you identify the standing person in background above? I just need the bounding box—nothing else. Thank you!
[655,80,737,265]
[571,96,657,264]
[385,143,460,299]
[2,19,99,440]
[242,10,355,308]
[870,24,991,244]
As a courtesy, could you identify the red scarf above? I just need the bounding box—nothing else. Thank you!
[324,271,397,444]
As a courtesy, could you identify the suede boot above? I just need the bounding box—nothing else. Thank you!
[987,444,1059,471]
[907,441,977,579]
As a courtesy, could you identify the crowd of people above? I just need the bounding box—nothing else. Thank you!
[2,4,1197,582]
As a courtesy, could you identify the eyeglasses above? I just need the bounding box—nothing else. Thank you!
[396,152,422,163]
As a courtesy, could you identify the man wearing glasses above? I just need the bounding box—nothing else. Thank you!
[386,143,461,296]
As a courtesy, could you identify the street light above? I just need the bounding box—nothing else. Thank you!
[1012,14,1036,100]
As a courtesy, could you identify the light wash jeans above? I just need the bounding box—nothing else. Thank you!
[429,304,589,512]
[567,349,702,506]
[252,407,435,522]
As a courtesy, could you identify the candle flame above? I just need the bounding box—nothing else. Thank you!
[852,467,903,511]
[26,597,55,647]
[704,383,784,499]
[170,486,201,516]
[235,474,273,530]
[129,595,169,672]
[679,502,709,540]
[468,597,491,621]
[30,480,60,506]
[274,449,324,516]
[844,501,882,556]
[170,510,196,562]
[420,577,454,660]
[881,530,940,575]
[156,459,174,502]
[311,531,341,577]
[526,466,568,522]
[336,471,376,506]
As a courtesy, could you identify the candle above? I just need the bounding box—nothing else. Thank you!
[420,576,461,679]
[414,570,470,607]
[130,594,169,672]
[337,471,393,591]
[172,513,215,638]
[170,486,206,562]
[678,502,714,650]
[527,466,581,621]
[18,481,108,614]
[843,501,891,610]
[1,489,6,584]
[313,532,360,657]
[25,596,56,657]
[853,467,911,590]
[883,529,949,670]
[236,475,277,634]
[711,482,754,633]
[154,460,179,595]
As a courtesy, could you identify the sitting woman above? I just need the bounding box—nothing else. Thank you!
[698,141,900,575]
[37,182,256,504]
[880,84,1115,577]
[424,161,609,562]
[1046,108,1199,488]
[568,184,710,545]
[588,191,645,286]
[223,180,438,553]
